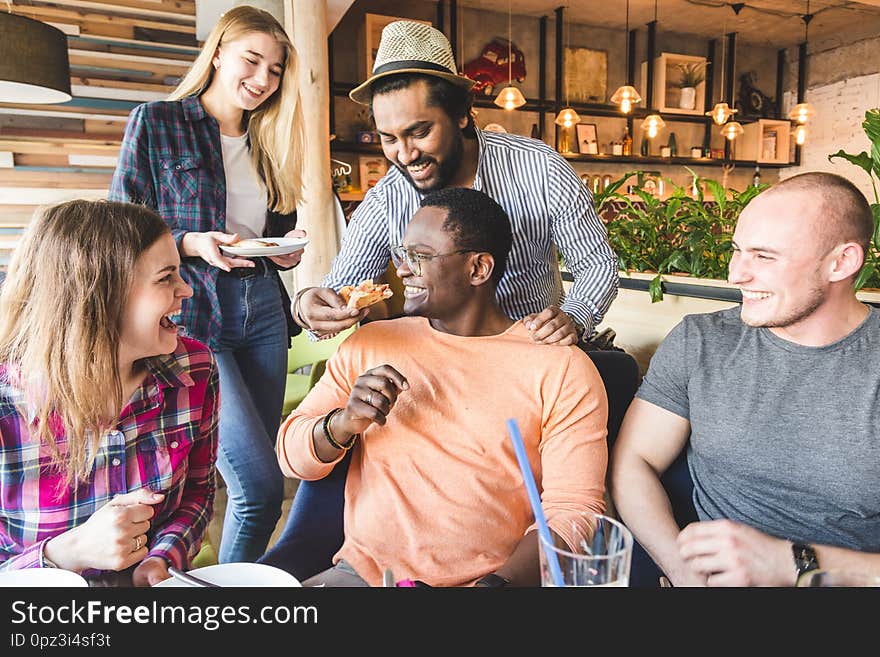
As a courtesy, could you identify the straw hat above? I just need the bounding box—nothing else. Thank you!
[349,21,475,105]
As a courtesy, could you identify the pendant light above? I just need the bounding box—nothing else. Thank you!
[787,1,815,142]
[0,11,71,104]
[494,0,526,110]
[721,120,743,141]
[610,0,641,114]
[640,114,666,139]
[554,5,581,127]
[706,23,737,125]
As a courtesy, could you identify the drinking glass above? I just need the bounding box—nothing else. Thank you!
[538,513,633,587]
[796,569,880,587]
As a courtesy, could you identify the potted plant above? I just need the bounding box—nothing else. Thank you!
[675,62,705,111]
[828,108,880,291]
[596,168,763,301]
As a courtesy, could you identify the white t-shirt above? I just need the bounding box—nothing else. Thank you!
[221,133,267,239]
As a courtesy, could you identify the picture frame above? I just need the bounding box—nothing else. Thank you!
[364,14,431,79]
[565,47,608,103]
[575,123,599,155]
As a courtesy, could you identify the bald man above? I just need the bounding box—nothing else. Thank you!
[610,172,880,586]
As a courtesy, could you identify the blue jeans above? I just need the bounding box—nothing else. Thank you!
[214,267,287,563]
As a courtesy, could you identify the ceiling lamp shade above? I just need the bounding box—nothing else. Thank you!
[640,114,666,139]
[789,102,815,124]
[554,107,581,128]
[494,85,526,110]
[611,85,641,114]
[706,102,737,125]
[0,12,71,104]
[721,121,744,141]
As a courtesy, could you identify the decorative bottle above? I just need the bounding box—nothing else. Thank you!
[668,131,678,157]
[622,126,633,156]
[752,165,762,187]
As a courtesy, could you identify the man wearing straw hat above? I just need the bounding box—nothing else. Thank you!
[277,188,608,587]
[292,20,618,347]
[610,172,880,586]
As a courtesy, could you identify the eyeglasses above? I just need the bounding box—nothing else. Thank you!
[390,245,475,276]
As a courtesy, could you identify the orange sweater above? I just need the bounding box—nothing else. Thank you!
[277,317,608,587]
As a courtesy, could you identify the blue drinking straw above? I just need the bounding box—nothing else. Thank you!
[506,418,565,587]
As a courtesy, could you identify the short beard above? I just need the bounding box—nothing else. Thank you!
[740,284,825,329]
[397,129,464,193]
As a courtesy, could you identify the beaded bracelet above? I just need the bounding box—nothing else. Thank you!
[322,408,357,451]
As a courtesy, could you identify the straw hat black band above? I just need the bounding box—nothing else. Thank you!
[372,60,454,76]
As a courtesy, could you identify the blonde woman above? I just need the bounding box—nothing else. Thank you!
[0,200,217,587]
[110,5,306,562]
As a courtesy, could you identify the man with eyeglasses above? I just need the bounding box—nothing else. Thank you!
[291,21,617,348]
[275,188,609,587]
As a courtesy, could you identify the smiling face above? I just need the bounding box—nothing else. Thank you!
[728,190,832,332]
[396,205,476,320]
[210,30,284,113]
[372,79,467,192]
[118,233,193,367]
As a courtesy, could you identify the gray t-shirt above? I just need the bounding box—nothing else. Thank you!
[637,305,880,551]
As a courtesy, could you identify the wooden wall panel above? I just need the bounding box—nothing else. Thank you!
[0,0,197,268]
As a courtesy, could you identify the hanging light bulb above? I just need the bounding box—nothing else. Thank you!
[554,107,581,128]
[788,102,814,125]
[494,2,526,110]
[706,102,737,125]
[794,124,808,145]
[611,0,641,114]
[640,114,666,139]
[611,85,641,115]
[721,121,743,141]
[554,5,580,126]
[494,85,526,110]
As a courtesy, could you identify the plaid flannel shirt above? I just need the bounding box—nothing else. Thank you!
[0,337,219,573]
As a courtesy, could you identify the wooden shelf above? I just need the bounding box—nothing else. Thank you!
[331,140,382,154]
[560,153,791,168]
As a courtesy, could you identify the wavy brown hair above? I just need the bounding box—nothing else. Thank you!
[0,200,169,485]
[169,5,304,213]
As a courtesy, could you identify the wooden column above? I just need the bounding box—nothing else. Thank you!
[285,0,337,288]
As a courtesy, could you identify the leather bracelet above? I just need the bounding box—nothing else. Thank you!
[322,408,357,451]
[293,288,312,330]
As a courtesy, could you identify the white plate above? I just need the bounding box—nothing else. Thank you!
[0,568,88,587]
[154,562,301,587]
[219,237,309,257]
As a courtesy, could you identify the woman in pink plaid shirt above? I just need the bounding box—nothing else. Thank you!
[0,200,219,587]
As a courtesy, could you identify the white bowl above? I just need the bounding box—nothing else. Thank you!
[0,568,88,587]
[154,562,301,587]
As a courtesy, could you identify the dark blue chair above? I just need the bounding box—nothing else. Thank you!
[259,349,644,581]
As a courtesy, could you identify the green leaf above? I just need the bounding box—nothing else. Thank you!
[854,263,875,292]
[648,274,664,302]
[828,149,873,179]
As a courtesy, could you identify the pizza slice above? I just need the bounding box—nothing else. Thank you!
[338,279,393,309]
[229,238,279,248]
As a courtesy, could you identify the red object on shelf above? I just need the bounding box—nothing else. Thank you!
[462,38,526,96]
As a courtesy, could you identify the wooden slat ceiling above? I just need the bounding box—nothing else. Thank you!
[458,1,880,50]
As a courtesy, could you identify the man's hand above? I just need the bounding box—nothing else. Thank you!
[268,229,307,269]
[522,306,581,346]
[294,287,368,335]
[334,365,410,438]
[44,489,165,573]
[181,231,255,272]
[132,556,171,587]
[677,519,795,587]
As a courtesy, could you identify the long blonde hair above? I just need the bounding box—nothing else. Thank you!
[0,200,170,485]
[169,5,304,214]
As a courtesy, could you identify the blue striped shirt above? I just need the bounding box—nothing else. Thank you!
[325,129,618,331]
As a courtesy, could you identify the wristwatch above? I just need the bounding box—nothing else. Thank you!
[475,573,511,588]
[792,542,820,581]
[570,317,587,343]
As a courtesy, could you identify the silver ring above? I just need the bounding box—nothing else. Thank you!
[367,392,374,406]
[133,535,144,552]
